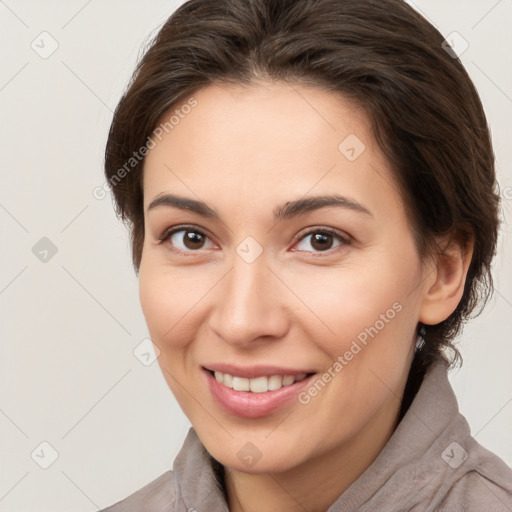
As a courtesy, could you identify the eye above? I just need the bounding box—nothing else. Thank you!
[159,225,216,253]
[292,227,350,254]
[158,225,350,256]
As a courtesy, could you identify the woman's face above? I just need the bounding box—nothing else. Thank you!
[139,80,432,473]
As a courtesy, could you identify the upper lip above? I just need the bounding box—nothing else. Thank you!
[202,363,315,379]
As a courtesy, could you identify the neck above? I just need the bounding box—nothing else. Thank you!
[224,386,404,512]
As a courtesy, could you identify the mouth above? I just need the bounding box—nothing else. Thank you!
[201,365,316,418]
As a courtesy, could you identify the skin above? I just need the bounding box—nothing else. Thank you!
[138,79,473,512]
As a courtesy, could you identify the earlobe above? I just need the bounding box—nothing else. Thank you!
[418,234,474,326]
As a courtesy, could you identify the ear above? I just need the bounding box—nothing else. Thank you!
[418,232,474,325]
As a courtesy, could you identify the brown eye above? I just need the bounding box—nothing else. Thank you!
[181,230,206,249]
[310,232,334,251]
[160,226,215,253]
[293,228,349,254]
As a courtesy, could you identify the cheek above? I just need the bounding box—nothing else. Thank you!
[138,263,206,416]
[284,252,421,356]
[138,261,199,348]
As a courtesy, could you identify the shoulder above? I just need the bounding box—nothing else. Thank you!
[99,470,175,512]
[436,472,512,512]
[436,438,512,512]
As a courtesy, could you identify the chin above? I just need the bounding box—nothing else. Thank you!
[195,426,310,475]
[219,451,305,475]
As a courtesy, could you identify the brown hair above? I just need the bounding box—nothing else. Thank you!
[104,0,500,382]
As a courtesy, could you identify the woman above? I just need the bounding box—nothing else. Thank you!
[100,0,512,510]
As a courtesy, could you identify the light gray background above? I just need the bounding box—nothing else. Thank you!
[0,1,511,511]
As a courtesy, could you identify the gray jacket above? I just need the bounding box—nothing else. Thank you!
[100,359,512,511]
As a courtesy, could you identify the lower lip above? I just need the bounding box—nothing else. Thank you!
[203,368,315,418]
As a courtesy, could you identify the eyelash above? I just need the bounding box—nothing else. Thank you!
[158,224,351,257]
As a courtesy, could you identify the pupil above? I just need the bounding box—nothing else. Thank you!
[312,233,332,251]
[185,231,204,248]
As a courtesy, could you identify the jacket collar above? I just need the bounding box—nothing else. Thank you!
[326,357,458,511]
[172,427,229,511]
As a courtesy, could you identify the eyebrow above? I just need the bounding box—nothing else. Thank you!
[147,193,373,221]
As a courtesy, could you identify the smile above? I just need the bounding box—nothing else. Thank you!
[202,366,316,418]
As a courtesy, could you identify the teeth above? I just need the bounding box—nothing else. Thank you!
[223,373,233,387]
[212,371,308,392]
[250,376,268,393]
[232,377,250,391]
[282,375,295,386]
[268,375,282,391]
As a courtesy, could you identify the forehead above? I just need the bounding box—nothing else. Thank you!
[150,80,373,159]
[142,80,403,222]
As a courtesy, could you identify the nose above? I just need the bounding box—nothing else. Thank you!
[208,250,289,348]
